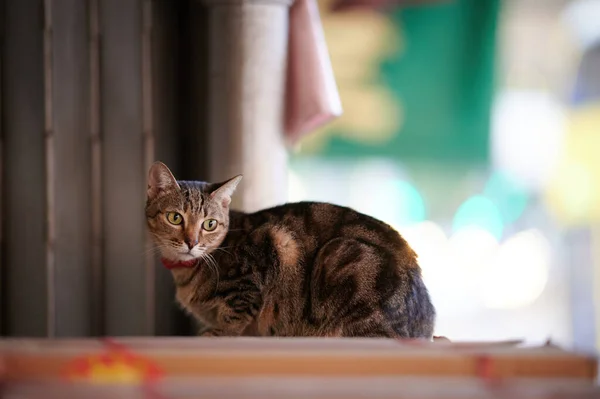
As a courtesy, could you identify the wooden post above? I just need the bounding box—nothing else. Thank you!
[200,0,292,212]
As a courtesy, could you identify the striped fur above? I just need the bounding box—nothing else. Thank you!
[146,162,436,338]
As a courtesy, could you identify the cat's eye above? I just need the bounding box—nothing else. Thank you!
[202,219,218,231]
[166,212,183,225]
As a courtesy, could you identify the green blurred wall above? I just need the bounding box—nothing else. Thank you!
[299,0,500,165]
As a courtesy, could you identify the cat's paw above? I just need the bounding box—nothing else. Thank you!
[200,329,223,337]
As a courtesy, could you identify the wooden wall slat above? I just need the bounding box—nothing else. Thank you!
[99,0,150,336]
[141,0,155,336]
[43,0,56,337]
[2,0,48,336]
[0,0,5,335]
[49,0,92,336]
[89,0,104,337]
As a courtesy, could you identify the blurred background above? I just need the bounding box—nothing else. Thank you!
[289,0,600,349]
[1,0,599,352]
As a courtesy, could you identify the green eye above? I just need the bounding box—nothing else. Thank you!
[166,212,183,225]
[202,219,218,231]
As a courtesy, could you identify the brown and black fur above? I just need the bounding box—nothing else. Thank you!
[146,162,436,338]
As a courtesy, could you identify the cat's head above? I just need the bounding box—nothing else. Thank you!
[145,162,242,262]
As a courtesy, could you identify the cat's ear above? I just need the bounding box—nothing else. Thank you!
[147,161,179,199]
[210,175,242,207]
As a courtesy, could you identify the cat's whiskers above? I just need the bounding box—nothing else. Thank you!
[144,234,193,261]
[200,253,220,294]
[208,254,220,289]
[142,242,172,257]
[214,247,234,258]
[142,248,163,258]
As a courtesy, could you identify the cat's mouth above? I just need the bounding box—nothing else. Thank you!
[178,248,205,260]
[179,252,198,260]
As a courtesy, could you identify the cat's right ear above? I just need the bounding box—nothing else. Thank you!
[147,161,179,199]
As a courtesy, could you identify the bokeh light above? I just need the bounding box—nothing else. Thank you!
[393,180,426,226]
[448,226,499,275]
[400,221,447,281]
[484,171,529,224]
[546,158,597,225]
[401,221,482,317]
[491,90,566,190]
[349,162,425,227]
[452,195,504,240]
[478,229,551,309]
[553,162,594,216]
[287,169,308,202]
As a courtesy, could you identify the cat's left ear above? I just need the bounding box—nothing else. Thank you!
[210,175,242,207]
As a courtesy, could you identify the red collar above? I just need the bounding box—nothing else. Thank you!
[161,258,198,270]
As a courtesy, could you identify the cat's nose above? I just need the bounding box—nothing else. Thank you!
[184,238,198,250]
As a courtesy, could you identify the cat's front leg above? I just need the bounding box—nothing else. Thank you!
[199,317,251,337]
[200,291,262,337]
[199,328,226,337]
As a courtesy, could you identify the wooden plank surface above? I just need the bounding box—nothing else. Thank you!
[1,338,597,382]
[3,377,600,399]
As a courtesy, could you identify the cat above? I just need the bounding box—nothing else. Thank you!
[146,162,436,338]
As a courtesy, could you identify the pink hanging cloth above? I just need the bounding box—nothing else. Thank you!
[284,0,343,146]
[330,0,447,12]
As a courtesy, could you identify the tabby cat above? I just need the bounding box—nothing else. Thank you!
[146,162,436,338]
